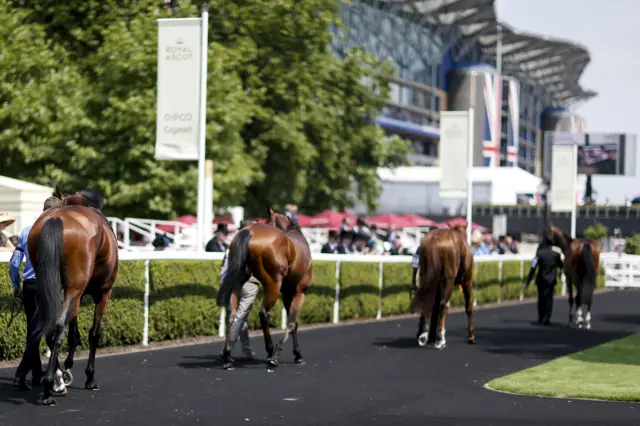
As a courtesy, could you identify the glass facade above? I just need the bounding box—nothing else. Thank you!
[330,0,558,176]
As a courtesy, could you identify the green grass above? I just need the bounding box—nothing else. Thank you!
[487,333,640,402]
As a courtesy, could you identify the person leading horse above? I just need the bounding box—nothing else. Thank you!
[547,224,600,329]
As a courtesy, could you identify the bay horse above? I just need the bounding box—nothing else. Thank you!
[27,186,118,405]
[547,224,600,329]
[410,225,475,349]
[216,206,313,369]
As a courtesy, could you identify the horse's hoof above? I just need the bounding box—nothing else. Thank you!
[417,332,429,347]
[40,397,57,406]
[223,362,235,371]
[85,380,99,391]
[63,370,73,386]
[468,338,476,345]
[51,387,67,396]
[294,357,306,365]
[267,358,278,368]
[434,341,446,350]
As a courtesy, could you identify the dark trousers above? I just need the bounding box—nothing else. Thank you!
[15,279,43,380]
[536,281,555,324]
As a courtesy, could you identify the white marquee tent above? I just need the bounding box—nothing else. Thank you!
[0,175,53,236]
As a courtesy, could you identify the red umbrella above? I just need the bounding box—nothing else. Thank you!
[309,210,357,229]
[401,214,438,228]
[157,215,197,233]
[437,217,488,233]
[295,214,313,227]
[213,215,235,225]
[368,213,414,229]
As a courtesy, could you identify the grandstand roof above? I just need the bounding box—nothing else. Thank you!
[384,0,596,105]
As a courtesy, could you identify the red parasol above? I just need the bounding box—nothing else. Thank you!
[400,214,438,228]
[367,213,414,229]
[436,217,488,233]
[309,210,357,229]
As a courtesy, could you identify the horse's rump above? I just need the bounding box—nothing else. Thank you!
[410,229,464,313]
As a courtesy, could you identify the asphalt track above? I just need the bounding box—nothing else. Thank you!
[1,290,640,426]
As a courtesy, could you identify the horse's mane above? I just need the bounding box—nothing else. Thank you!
[77,189,105,211]
[285,216,301,232]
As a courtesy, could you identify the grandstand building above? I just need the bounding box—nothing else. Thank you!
[330,0,595,177]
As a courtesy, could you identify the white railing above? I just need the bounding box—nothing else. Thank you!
[602,254,640,288]
[0,251,627,347]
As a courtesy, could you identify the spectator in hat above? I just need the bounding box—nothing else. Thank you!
[0,212,17,251]
[321,230,339,254]
[206,224,229,252]
[353,231,370,254]
[337,229,354,254]
[152,232,171,251]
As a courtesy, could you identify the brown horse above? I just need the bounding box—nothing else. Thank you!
[410,225,475,349]
[26,186,118,405]
[547,224,600,329]
[216,206,313,369]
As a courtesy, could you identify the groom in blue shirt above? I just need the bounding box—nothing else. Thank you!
[10,196,61,390]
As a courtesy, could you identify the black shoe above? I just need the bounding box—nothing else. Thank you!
[13,376,31,391]
[543,320,552,326]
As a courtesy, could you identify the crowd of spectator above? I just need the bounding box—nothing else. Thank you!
[470,230,520,256]
[320,217,412,255]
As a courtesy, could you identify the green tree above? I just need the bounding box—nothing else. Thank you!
[0,0,91,189]
[208,0,408,216]
[3,0,409,218]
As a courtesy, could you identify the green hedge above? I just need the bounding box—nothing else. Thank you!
[0,258,606,361]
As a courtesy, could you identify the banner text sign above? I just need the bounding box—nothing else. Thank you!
[439,111,471,199]
[550,144,577,212]
[155,18,202,161]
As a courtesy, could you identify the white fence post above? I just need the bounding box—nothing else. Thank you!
[333,261,341,324]
[218,309,226,337]
[143,259,150,346]
[376,262,383,320]
[498,259,503,303]
[281,307,287,330]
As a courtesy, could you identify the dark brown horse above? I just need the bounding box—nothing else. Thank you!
[410,225,475,349]
[27,187,118,405]
[216,206,313,369]
[547,224,600,329]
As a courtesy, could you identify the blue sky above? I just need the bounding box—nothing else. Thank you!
[497,0,639,204]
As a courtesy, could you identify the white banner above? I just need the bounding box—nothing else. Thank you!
[155,18,202,161]
[439,111,471,199]
[551,144,577,212]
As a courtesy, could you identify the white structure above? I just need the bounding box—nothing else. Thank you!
[0,175,53,235]
[352,166,542,215]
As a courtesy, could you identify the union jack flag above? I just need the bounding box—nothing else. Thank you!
[482,72,502,167]
[506,79,519,167]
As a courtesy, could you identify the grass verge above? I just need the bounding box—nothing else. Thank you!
[487,332,640,402]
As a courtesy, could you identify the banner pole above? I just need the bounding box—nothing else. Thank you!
[196,3,209,251]
[466,107,474,246]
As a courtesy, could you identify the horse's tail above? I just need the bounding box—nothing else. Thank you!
[580,241,596,285]
[216,228,252,307]
[410,248,442,313]
[31,217,64,343]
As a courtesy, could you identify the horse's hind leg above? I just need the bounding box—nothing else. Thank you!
[85,289,112,390]
[416,315,428,346]
[275,289,307,365]
[41,295,80,406]
[434,279,454,350]
[62,317,81,386]
[259,277,281,367]
[417,284,437,347]
[566,275,575,325]
[462,277,475,344]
